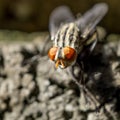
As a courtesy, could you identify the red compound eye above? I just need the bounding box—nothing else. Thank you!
[48,47,58,61]
[63,47,76,60]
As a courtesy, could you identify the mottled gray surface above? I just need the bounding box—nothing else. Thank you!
[0,30,120,120]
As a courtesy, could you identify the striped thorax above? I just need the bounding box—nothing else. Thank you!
[54,23,80,51]
[48,23,81,69]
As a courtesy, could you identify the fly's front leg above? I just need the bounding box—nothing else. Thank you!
[68,34,100,110]
[67,63,87,107]
[78,30,98,61]
[68,63,100,110]
[80,31,101,110]
[69,62,92,107]
[85,30,98,53]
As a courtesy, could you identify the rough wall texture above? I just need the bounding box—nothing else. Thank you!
[0,30,120,120]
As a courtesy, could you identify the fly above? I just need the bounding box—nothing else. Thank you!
[48,3,108,69]
[22,3,108,110]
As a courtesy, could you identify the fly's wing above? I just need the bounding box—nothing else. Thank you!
[75,3,108,39]
[49,6,75,40]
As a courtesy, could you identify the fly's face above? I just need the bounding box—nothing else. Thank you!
[48,23,79,69]
[48,46,77,68]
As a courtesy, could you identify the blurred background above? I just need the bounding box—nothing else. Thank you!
[0,1,120,120]
[0,0,119,33]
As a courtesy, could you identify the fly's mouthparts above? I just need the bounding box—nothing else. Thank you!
[55,59,65,69]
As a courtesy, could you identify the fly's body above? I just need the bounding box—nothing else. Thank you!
[48,3,108,69]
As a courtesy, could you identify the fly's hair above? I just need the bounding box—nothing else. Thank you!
[54,23,80,53]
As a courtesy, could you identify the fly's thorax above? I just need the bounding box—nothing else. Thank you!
[54,22,81,54]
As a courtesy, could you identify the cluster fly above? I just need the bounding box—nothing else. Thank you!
[47,3,108,110]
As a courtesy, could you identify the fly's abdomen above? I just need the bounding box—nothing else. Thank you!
[54,23,81,53]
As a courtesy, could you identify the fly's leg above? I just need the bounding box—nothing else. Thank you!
[74,31,100,109]
[81,32,100,109]
[70,62,90,106]
[78,30,98,61]
[68,62,100,111]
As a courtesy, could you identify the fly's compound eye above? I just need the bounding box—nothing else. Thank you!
[48,47,58,61]
[63,47,76,61]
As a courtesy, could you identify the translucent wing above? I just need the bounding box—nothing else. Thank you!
[75,3,108,39]
[49,6,75,40]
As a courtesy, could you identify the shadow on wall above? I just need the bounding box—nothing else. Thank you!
[0,0,119,33]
